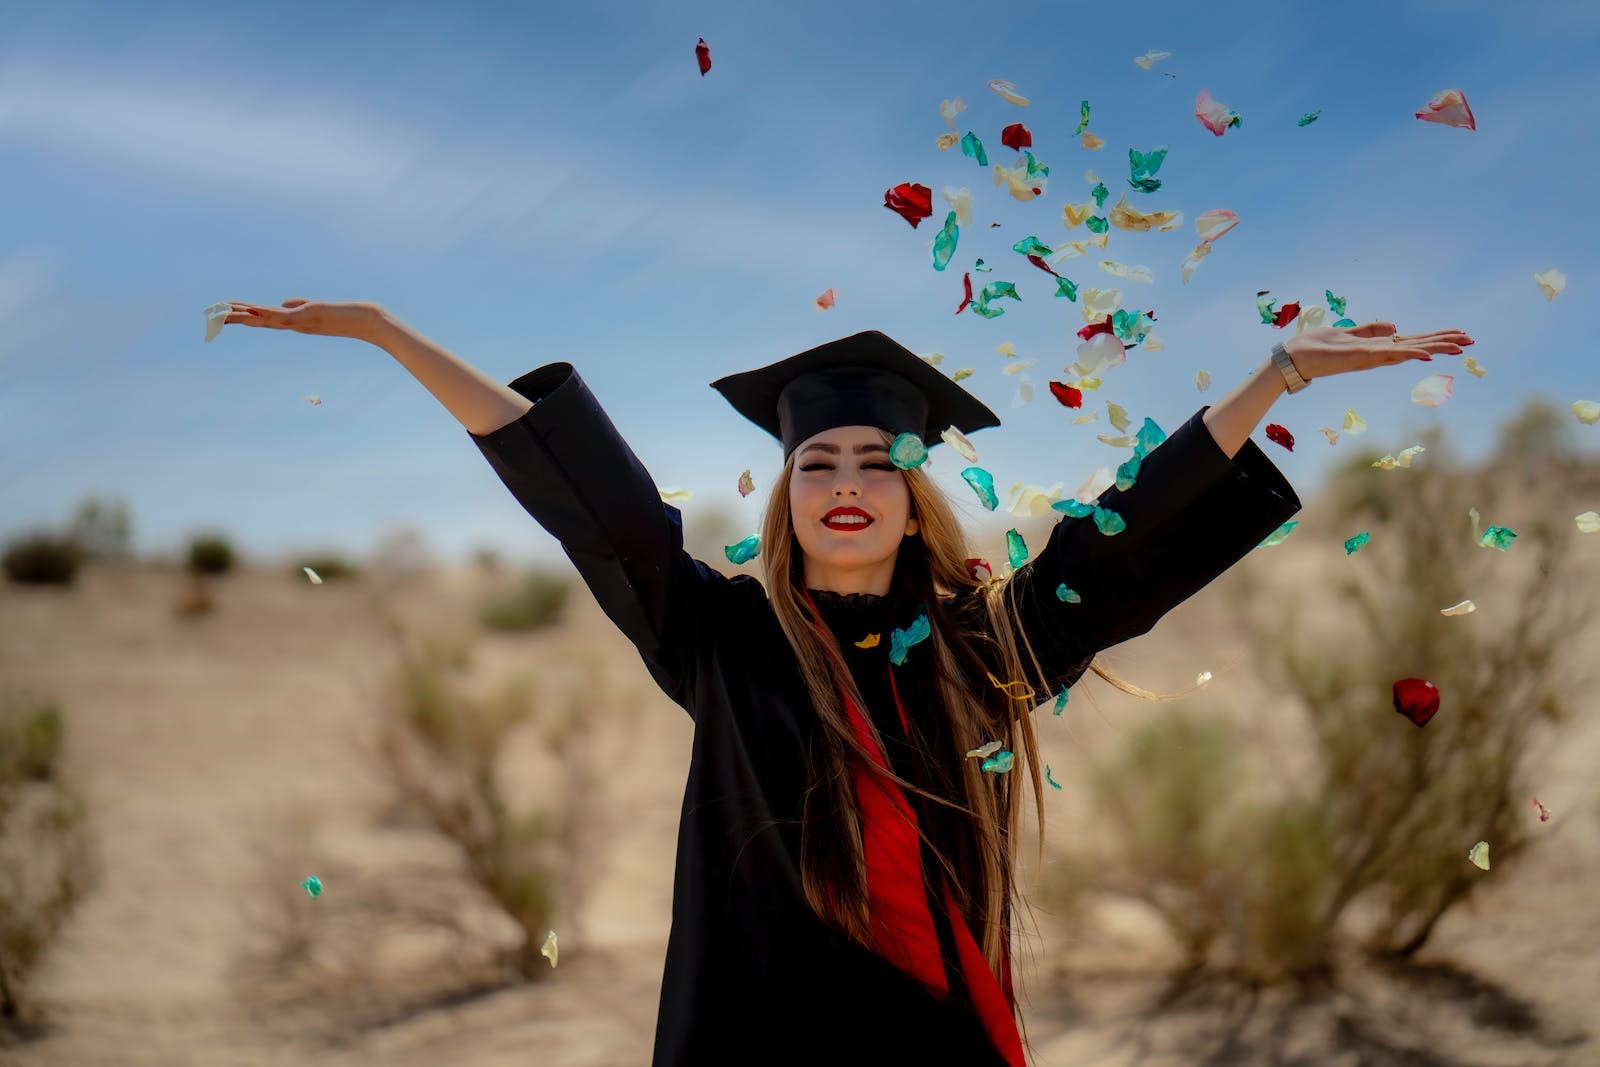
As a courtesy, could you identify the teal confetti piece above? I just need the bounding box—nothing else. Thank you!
[1045,765,1063,790]
[1085,215,1109,234]
[1053,688,1069,715]
[931,211,959,272]
[1115,453,1142,491]
[1298,110,1322,127]
[1325,289,1347,317]
[1051,499,1096,518]
[301,875,323,899]
[1054,276,1079,301]
[1011,235,1053,256]
[980,749,1015,774]
[890,432,929,469]
[1126,177,1162,193]
[1479,526,1517,551]
[1344,531,1370,555]
[1258,520,1299,547]
[971,302,1006,319]
[1333,318,1356,328]
[1256,292,1277,324]
[1006,529,1029,569]
[1073,100,1091,136]
[974,258,992,272]
[1135,417,1167,455]
[961,131,988,167]
[724,533,762,564]
[1090,181,1109,208]
[1055,584,1081,603]
[1093,508,1126,536]
[1129,145,1168,178]
[889,614,932,666]
[1022,149,1049,179]
[962,467,999,510]
[981,280,1020,303]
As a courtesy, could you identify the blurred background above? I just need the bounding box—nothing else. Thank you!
[2,0,1598,1063]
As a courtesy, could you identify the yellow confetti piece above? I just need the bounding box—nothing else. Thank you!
[1467,841,1490,870]
[1533,269,1565,300]
[1195,369,1212,391]
[855,632,881,649]
[1009,483,1065,518]
[1573,400,1600,425]
[966,739,1004,759]
[1294,305,1328,335]
[1108,195,1183,233]
[1195,671,1213,687]
[658,486,693,504]
[737,470,756,497]
[1576,511,1599,533]
[953,368,974,382]
[1318,427,1340,445]
[939,97,966,130]
[943,186,973,228]
[1107,402,1131,432]
[1099,259,1155,284]
[1141,334,1165,353]
[303,567,323,585]
[1062,202,1094,229]
[936,132,959,150]
[1071,413,1099,425]
[1343,408,1367,435]
[989,79,1031,107]
[1463,357,1487,378]
[996,342,1016,358]
[1096,434,1137,448]
[1440,600,1476,616]
[987,671,1036,700]
[541,930,558,967]
[1371,446,1425,470]
[1081,130,1104,149]
[999,358,1035,376]
[940,425,979,462]
[921,351,945,365]
[1012,381,1033,407]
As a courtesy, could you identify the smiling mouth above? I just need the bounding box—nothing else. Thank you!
[823,516,875,532]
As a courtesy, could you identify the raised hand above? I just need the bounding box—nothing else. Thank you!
[1284,320,1473,381]
[218,299,385,342]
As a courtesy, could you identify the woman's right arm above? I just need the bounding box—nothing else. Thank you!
[221,299,729,712]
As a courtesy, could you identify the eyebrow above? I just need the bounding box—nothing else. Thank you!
[798,442,891,457]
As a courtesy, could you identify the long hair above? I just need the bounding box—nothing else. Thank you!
[759,429,1168,1047]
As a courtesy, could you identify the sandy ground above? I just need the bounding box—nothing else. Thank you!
[1,537,1596,1066]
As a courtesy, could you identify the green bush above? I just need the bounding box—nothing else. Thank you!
[476,570,571,632]
[2,533,83,586]
[187,535,235,575]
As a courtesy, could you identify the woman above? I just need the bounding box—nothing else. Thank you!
[219,300,1470,1065]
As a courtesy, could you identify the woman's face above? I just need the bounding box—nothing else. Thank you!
[789,425,918,596]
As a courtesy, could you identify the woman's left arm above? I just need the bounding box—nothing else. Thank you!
[1202,320,1473,458]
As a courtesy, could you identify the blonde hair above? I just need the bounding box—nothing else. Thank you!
[759,429,1166,1049]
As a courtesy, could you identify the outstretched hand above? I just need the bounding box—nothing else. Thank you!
[1284,320,1473,381]
[220,299,385,342]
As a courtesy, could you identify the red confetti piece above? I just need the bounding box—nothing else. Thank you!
[884,182,933,228]
[955,271,973,315]
[990,221,1002,228]
[695,38,711,76]
[1048,382,1083,408]
[1026,254,1059,278]
[965,557,994,582]
[1077,315,1114,341]
[1000,123,1032,150]
[1265,423,1295,451]
[1271,302,1301,329]
[1392,677,1441,727]
[1530,797,1551,822]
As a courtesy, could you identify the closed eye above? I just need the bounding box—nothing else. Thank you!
[800,463,896,472]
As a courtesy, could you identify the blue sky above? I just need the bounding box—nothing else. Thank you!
[2,0,1596,567]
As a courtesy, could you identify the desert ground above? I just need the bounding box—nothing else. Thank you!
[1,514,1597,1066]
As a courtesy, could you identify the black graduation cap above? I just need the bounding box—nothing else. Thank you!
[710,330,1002,458]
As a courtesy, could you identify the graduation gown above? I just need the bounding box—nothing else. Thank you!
[468,362,1301,1066]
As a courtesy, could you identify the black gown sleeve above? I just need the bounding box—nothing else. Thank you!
[1005,404,1302,694]
[466,362,734,715]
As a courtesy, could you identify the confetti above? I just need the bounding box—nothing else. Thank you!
[1318,428,1339,444]
[1195,209,1239,243]
[1055,584,1082,603]
[1006,529,1029,569]
[1053,689,1069,715]
[1195,671,1213,687]
[931,211,960,271]
[694,38,711,76]
[989,79,1030,106]
[1344,409,1368,435]
[1265,424,1295,451]
[974,259,991,272]
[940,98,967,131]
[855,632,881,649]
[304,395,322,406]
[943,186,973,227]
[1393,677,1441,727]
[659,487,693,504]
[939,426,979,463]
[1573,401,1600,425]
[1467,841,1490,870]
[987,672,1036,700]
[953,368,974,381]
[815,288,837,311]
[1045,766,1063,790]
[965,557,994,582]
[203,302,231,342]
[1072,100,1091,136]
[884,183,933,228]
[936,132,959,150]
[981,749,1015,774]
[1325,289,1347,317]
[889,614,932,666]
[1298,110,1322,126]
[967,740,1005,759]
[1194,88,1243,135]
[994,152,1047,201]
[303,566,323,585]
[1049,382,1083,408]
[724,534,761,565]
[962,467,999,510]
[1055,276,1080,300]
[1344,532,1370,555]
[1127,145,1168,193]
[1440,600,1476,616]
[1415,88,1476,130]
[1104,402,1131,432]
[889,432,929,470]
[1578,512,1600,533]
[1100,260,1155,284]
[1085,215,1109,234]
[1008,482,1062,518]
[1479,526,1517,551]
[1411,374,1455,408]
[737,470,756,497]
[961,131,989,167]
[1258,520,1298,547]
[542,930,559,967]
[301,875,323,899]
[1371,446,1425,470]
[1080,130,1104,150]
[1179,242,1212,285]
[1463,357,1487,377]
[1001,123,1032,151]
[1531,798,1551,823]
[955,271,973,315]
[1133,49,1172,70]
[1075,332,1126,375]
[1294,305,1327,335]
[1534,269,1566,300]
[1195,370,1212,391]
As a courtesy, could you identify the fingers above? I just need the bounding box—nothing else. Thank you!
[1349,320,1399,337]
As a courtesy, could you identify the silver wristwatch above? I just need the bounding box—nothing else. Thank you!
[1270,341,1310,394]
